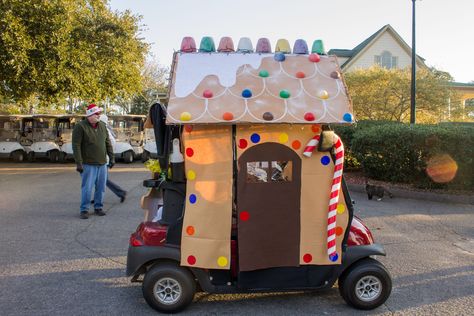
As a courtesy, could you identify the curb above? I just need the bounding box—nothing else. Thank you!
[347,183,474,205]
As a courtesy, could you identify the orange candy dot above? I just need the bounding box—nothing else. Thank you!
[186,226,195,235]
[223,112,234,121]
[292,140,301,150]
[296,71,305,79]
[335,226,344,236]
[311,124,321,133]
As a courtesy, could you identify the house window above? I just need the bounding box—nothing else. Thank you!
[247,161,293,183]
[375,51,398,69]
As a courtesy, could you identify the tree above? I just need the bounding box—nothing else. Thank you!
[344,66,455,123]
[0,0,148,113]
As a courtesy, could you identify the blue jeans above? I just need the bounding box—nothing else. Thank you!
[80,164,107,212]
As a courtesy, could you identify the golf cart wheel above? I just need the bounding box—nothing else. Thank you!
[27,151,35,162]
[11,150,25,162]
[58,152,66,163]
[123,151,133,163]
[142,263,196,313]
[141,150,150,162]
[49,150,59,163]
[338,258,392,310]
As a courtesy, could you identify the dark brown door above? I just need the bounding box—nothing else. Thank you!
[237,142,301,271]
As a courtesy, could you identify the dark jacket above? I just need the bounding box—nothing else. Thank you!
[72,119,114,164]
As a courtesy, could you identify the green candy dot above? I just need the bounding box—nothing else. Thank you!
[259,70,269,77]
[280,90,290,98]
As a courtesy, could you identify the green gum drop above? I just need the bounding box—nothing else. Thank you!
[280,90,290,98]
[259,70,269,77]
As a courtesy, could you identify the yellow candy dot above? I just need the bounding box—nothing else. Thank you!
[180,112,192,121]
[278,133,289,143]
[187,170,196,180]
[337,204,345,214]
[217,256,228,267]
[318,90,329,99]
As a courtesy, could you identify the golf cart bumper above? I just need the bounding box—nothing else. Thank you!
[126,245,180,277]
[341,243,386,270]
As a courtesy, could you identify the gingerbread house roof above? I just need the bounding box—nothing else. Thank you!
[166,37,354,125]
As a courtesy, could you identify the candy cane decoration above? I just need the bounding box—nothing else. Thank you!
[303,133,344,262]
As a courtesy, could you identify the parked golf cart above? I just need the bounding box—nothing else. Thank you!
[57,114,84,162]
[141,128,158,162]
[21,115,61,162]
[109,115,145,163]
[126,37,392,313]
[0,115,28,162]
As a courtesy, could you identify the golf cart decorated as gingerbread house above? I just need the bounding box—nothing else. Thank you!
[127,36,392,313]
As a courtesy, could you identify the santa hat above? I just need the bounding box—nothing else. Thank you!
[85,104,102,116]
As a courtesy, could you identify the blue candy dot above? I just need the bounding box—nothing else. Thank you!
[321,155,331,165]
[189,194,197,204]
[329,253,338,262]
[242,89,252,98]
[343,113,353,122]
[250,133,260,143]
[274,53,286,62]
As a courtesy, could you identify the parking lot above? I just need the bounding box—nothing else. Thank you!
[0,161,473,315]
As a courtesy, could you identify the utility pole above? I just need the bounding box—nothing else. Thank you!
[410,0,417,124]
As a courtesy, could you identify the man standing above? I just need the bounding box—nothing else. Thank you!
[72,104,114,219]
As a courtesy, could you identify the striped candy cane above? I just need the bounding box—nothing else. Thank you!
[303,134,344,262]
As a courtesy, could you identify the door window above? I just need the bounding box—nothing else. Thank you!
[246,160,293,183]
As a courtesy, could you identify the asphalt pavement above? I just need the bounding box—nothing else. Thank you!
[0,161,473,315]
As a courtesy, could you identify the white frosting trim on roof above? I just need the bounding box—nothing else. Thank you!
[174,53,271,97]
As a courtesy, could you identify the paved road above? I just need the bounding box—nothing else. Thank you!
[0,161,473,315]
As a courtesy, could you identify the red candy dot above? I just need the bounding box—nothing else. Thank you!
[292,140,301,150]
[309,53,321,62]
[186,148,194,157]
[240,211,250,221]
[335,226,344,236]
[295,71,306,79]
[184,125,193,133]
[238,139,248,149]
[203,89,213,98]
[304,112,315,121]
[223,112,234,121]
[303,253,312,263]
[311,124,321,133]
[187,255,196,265]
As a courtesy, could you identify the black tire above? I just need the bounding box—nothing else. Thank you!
[49,150,59,163]
[142,263,196,313]
[58,152,66,163]
[338,258,392,310]
[27,151,35,162]
[123,150,133,163]
[141,150,150,163]
[11,150,25,162]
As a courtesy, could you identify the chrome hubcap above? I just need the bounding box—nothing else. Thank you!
[355,275,381,302]
[153,277,182,305]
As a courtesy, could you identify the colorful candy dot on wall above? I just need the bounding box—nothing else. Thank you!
[203,89,213,98]
[250,133,260,143]
[241,89,252,98]
[217,256,228,267]
[337,204,345,214]
[262,112,274,121]
[292,140,301,150]
[259,70,269,77]
[318,90,329,99]
[329,253,338,262]
[186,147,194,157]
[343,113,353,122]
[180,36,197,53]
[309,53,321,62]
[275,39,291,53]
[184,125,193,133]
[311,124,321,133]
[303,253,312,263]
[223,112,234,121]
[279,89,290,98]
[278,133,289,143]
[293,39,309,54]
[180,112,192,121]
[295,71,306,79]
[335,226,344,236]
[240,211,250,221]
[186,226,195,235]
[238,139,248,149]
[237,37,254,53]
[187,255,196,265]
[256,38,272,53]
[217,36,235,52]
[187,170,196,180]
[274,52,286,62]
[199,36,215,52]
[321,155,331,165]
[189,194,197,204]
[330,71,341,79]
[304,112,315,121]
[311,39,326,55]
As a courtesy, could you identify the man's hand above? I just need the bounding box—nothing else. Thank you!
[76,163,83,173]
[108,159,115,169]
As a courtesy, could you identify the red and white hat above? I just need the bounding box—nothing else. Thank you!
[85,103,103,116]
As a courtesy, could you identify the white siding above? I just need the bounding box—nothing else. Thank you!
[344,31,416,72]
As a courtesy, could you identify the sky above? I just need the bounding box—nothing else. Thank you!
[109,0,473,83]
